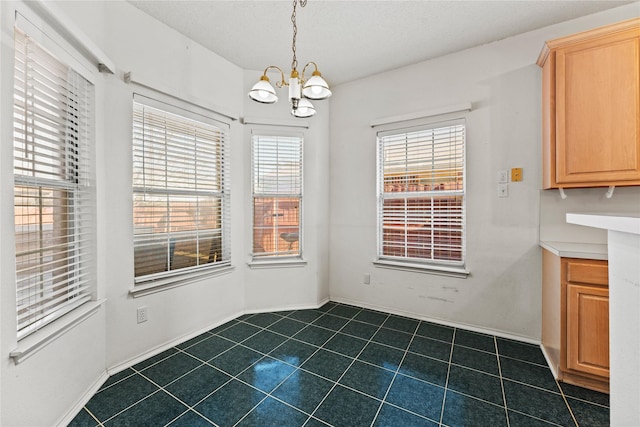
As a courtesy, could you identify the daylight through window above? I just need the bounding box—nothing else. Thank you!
[132,97,230,282]
[377,121,465,266]
[252,134,303,258]
[13,27,96,339]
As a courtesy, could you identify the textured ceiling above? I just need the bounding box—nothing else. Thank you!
[127,0,636,85]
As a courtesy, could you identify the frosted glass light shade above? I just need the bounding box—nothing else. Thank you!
[249,78,278,104]
[302,74,332,100]
[292,98,315,118]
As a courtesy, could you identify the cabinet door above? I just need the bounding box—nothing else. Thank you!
[555,27,640,185]
[566,283,609,378]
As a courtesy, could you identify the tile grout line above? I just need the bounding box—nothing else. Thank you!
[556,379,580,427]
[303,308,391,427]
[128,358,232,426]
[437,328,457,426]
[82,407,103,427]
[507,408,566,426]
[217,310,340,427]
[368,319,439,427]
[231,328,332,426]
[495,336,511,427]
[233,304,363,427]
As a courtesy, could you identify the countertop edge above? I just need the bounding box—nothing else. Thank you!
[567,213,640,235]
[540,240,608,260]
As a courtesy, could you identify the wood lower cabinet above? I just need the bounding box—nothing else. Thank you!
[542,250,609,393]
[538,18,640,189]
[565,283,609,378]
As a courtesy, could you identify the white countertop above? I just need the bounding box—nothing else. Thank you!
[567,213,640,235]
[539,241,608,260]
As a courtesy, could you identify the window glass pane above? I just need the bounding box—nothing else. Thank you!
[378,122,465,265]
[252,134,303,258]
[13,28,95,339]
[132,100,230,281]
[253,197,300,256]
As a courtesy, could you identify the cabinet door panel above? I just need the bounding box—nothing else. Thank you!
[566,283,609,378]
[555,28,640,184]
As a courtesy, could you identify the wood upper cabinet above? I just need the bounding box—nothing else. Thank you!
[538,18,640,189]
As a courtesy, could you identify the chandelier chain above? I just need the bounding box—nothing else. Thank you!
[291,0,307,72]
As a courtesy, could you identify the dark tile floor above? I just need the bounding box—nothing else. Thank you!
[69,302,609,426]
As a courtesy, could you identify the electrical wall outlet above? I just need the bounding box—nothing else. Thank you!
[498,183,509,198]
[137,306,148,324]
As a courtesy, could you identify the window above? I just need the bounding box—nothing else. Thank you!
[377,120,465,269]
[132,96,230,284]
[252,134,303,258]
[13,27,95,339]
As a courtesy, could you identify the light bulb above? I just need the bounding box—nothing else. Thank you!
[297,106,309,115]
[258,89,269,99]
[311,85,322,95]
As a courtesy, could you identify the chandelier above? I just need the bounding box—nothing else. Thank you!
[248,0,331,118]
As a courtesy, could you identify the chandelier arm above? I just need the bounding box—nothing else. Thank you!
[301,61,319,82]
[262,65,287,88]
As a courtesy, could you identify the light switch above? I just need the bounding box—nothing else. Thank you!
[498,170,508,183]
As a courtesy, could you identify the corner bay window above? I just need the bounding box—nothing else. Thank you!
[252,134,303,258]
[132,96,230,284]
[377,120,466,268]
[13,27,96,339]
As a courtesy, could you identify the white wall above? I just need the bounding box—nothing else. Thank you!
[98,0,248,372]
[328,3,640,341]
[540,187,640,244]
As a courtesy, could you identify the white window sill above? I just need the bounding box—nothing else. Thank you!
[247,258,307,269]
[373,259,470,278]
[10,299,105,365]
[130,265,235,298]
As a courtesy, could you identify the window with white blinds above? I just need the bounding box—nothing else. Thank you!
[377,121,465,266]
[252,134,303,258]
[132,97,230,283]
[13,28,96,339]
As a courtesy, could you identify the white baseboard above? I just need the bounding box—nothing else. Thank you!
[56,371,109,427]
[106,311,242,376]
[330,296,540,345]
[540,344,560,380]
[107,296,331,376]
[243,296,331,315]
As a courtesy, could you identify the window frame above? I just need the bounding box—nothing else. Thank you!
[131,93,232,293]
[250,131,304,263]
[375,118,469,277]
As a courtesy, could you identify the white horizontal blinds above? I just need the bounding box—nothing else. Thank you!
[13,28,96,339]
[378,122,465,264]
[252,135,303,257]
[132,100,230,280]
